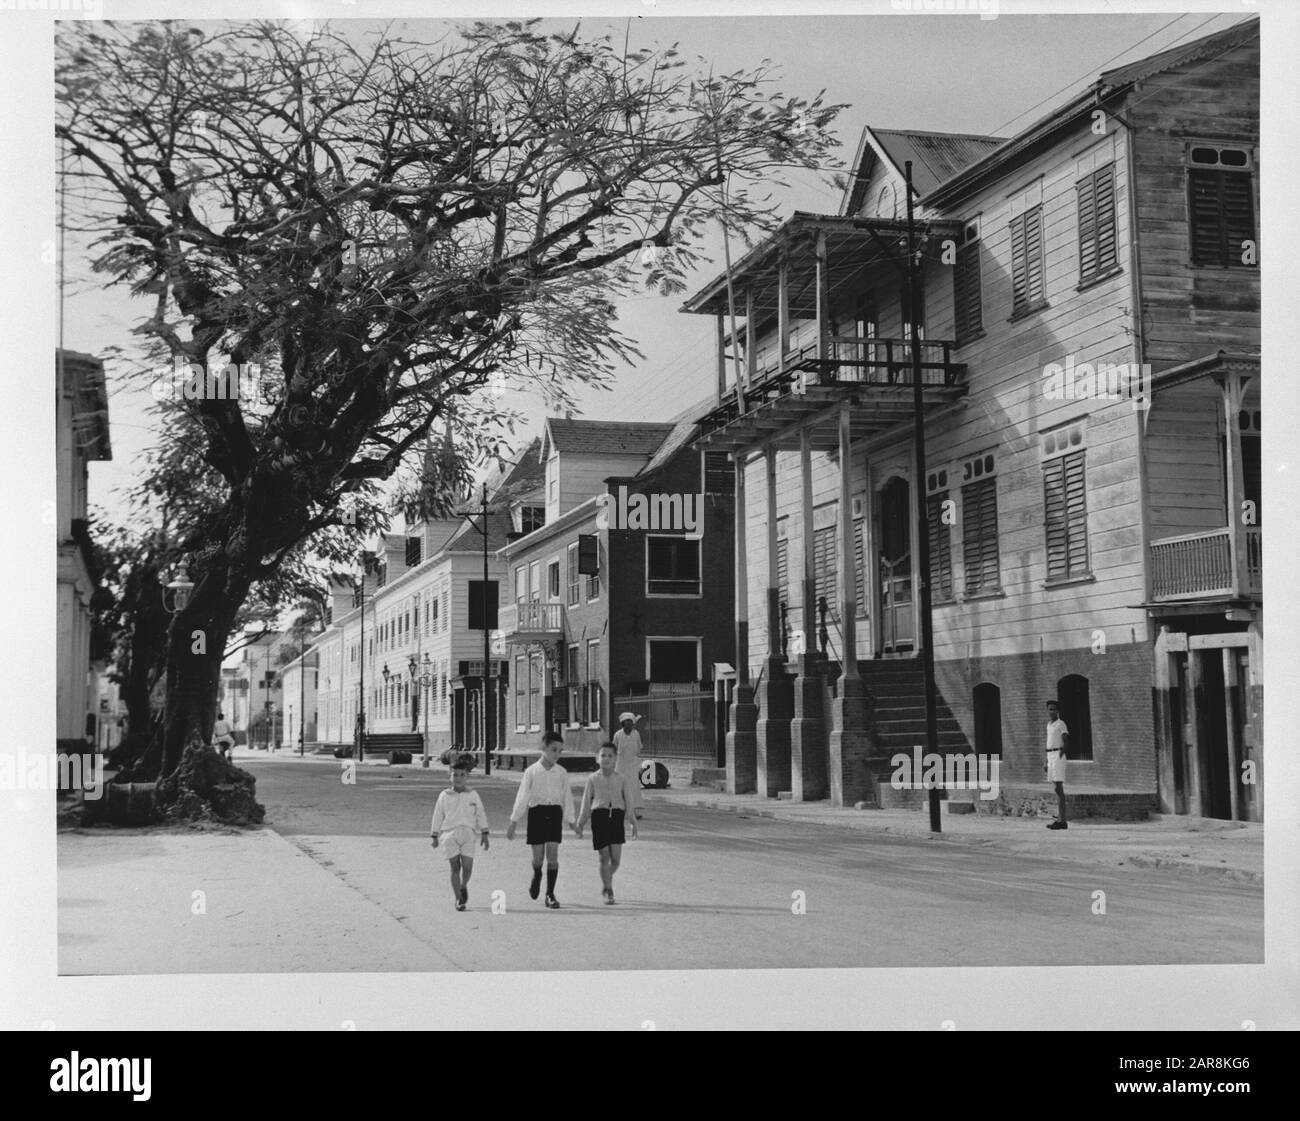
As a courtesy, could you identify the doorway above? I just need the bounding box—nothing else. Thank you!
[878,476,913,652]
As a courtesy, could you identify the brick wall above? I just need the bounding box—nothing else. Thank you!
[932,640,1157,791]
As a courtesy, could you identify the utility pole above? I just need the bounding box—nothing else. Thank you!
[298,615,306,757]
[905,161,942,834]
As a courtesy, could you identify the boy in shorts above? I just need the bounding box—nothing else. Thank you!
[505,731,576,908]
[430,750,490,910]
[576,742,638,904]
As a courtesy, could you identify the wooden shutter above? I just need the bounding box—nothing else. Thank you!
[1190,169,1256,267]
[1078,164,1118,282]
[1044,451,1089,579]
[813,525,837,608]
[1010,207,1045,312]
[853,518,866,613]
[926,493,953,599]
[962,479,999,594]
[776,537,789,604]
[953,241,982,342]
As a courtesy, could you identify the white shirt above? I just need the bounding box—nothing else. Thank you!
[578,769,636,822]
[213,719,233,740]
[1045,718,1069,752]
[431,788,489,835]
[613,728,642,758]
[510,760,576,825]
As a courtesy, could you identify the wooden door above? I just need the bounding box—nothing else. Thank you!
[878,477,914,652]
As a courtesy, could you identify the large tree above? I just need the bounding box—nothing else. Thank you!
[58,18,842,789]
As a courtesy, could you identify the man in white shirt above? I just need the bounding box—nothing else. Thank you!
[506,732,577,908]
[213,712,234,759]
[1044,700,1070,830]
[613,712,645,819]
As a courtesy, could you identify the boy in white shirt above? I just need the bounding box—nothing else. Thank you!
[430,750,490,910]
[576,742,638,904]
[1044,700,1070,830]
[505,731,576,909]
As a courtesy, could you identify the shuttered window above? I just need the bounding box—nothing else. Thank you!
[961,479,1000,594]
[853,517,867,616]
[926,492,953,601]
[1189,169,1256,267]
[953,240,982,344]
[566,542,580,605]
[776,536,789,604]
[702,450,735,495]
[1077,163,1118,283]
[1043,450,1090,581]
[813,525,837,610]
[1008,206,1045,314]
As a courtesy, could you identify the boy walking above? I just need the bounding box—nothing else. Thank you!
[430,750,490,910]
[576,742,638,904]
[505,731,576,908]
[1044,700,1070,830]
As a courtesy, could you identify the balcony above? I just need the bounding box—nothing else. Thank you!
[499,601,565,644]
[1149,527,1261,601]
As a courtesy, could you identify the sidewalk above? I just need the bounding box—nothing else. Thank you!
[645,785,1263,883]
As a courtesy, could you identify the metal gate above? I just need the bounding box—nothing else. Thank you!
[613,686,715,759]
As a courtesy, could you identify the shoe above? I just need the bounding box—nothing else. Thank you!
[545,894,560,909]
[635,811,643,820]
[455,900,466,911]
[461,886,468,906]
[529,868,542,899]
[604,889,615,905]
[1047,820,1068,830]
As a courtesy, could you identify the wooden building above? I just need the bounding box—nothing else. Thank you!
[683,18,1260,819]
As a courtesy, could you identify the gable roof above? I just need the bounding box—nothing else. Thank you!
[487,436,545,504]
[924,16,1258,208]
[843,128,1006,213]
[541,418,675,460]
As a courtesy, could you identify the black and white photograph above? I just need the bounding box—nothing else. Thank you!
[5,0,1298,1039]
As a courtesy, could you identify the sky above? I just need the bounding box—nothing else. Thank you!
[59,8,1259,527]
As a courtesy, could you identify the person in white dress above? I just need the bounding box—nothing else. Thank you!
[1044,700,1070,830]
[613,713,644,819]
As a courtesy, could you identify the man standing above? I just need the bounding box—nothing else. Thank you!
[1044,699,1069,830]
[213,711,235,760]
[613,712,644,820]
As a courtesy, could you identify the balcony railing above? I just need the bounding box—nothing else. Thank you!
[500,600,564,640]
[700,336,964,437]
[1149,527,1262,601]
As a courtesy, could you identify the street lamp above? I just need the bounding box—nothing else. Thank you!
[161,576,194,614]
[417,652,434,768]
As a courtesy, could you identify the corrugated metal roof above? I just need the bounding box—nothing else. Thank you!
[544,418,675,458]
[870,129,1008,197]
[1100,16,1257,91]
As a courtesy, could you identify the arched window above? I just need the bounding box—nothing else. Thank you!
[1057,674,1093,760]
[973,683,1002,757]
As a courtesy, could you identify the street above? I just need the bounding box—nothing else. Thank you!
[228,757,1262,971]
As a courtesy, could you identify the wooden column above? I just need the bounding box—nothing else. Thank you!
[735,457,749,685]
[790,423,828,801]
[1185,650,1202,816]
[1221,375,1247,595]
[767,444,781,645]
[838,403,859,678]
[815,230,831,362]
[800,426,816,653]
[755,443,793,796]
[726,453,758,794]
[1223,646,1241,822]
[777,258,790,374]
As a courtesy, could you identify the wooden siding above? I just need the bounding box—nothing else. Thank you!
[1130,41,1259,366]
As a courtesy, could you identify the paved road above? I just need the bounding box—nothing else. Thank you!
[249,757,1263,971]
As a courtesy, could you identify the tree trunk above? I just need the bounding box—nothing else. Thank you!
[110,564,168,774]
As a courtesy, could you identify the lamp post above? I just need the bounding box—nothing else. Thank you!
[417,652,433,766]
[297,615,307,757]
[161,577,194,615]
[458,485,495,774]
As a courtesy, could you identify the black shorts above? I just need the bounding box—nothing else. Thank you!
[525,804,563,845]
[590,807,626,850]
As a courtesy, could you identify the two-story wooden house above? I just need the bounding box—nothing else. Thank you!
[497,414,736,768]
[683,17,1260,820]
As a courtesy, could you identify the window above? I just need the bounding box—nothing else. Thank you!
[1077,163,1118,283]
[430,596,438,634]
[812,524,837,610]
[926,483,954,602]
[547,560,560,599]
[441,589,449,631]
[514,565,526,606]
[646,535,701,596]
[528,561,540,603]
[973,683,1002,757]
[567,543,580,606]
[1008,205,1046,315]
[648,638,700,683]
[702,450,735,495]
[961,454,1000,595]
[521,506,545,534]
[953,218,982,345]
[585,640,602,726]
[547,456,558,503]
[776,531,790,606]
[528,652,542,730]
[1057,675,1093,760]
[567,644,583,727]
[514,655,526,730]
[1042,424,1090,582]
[1187,145,1255,268]
[405,536,422,568]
